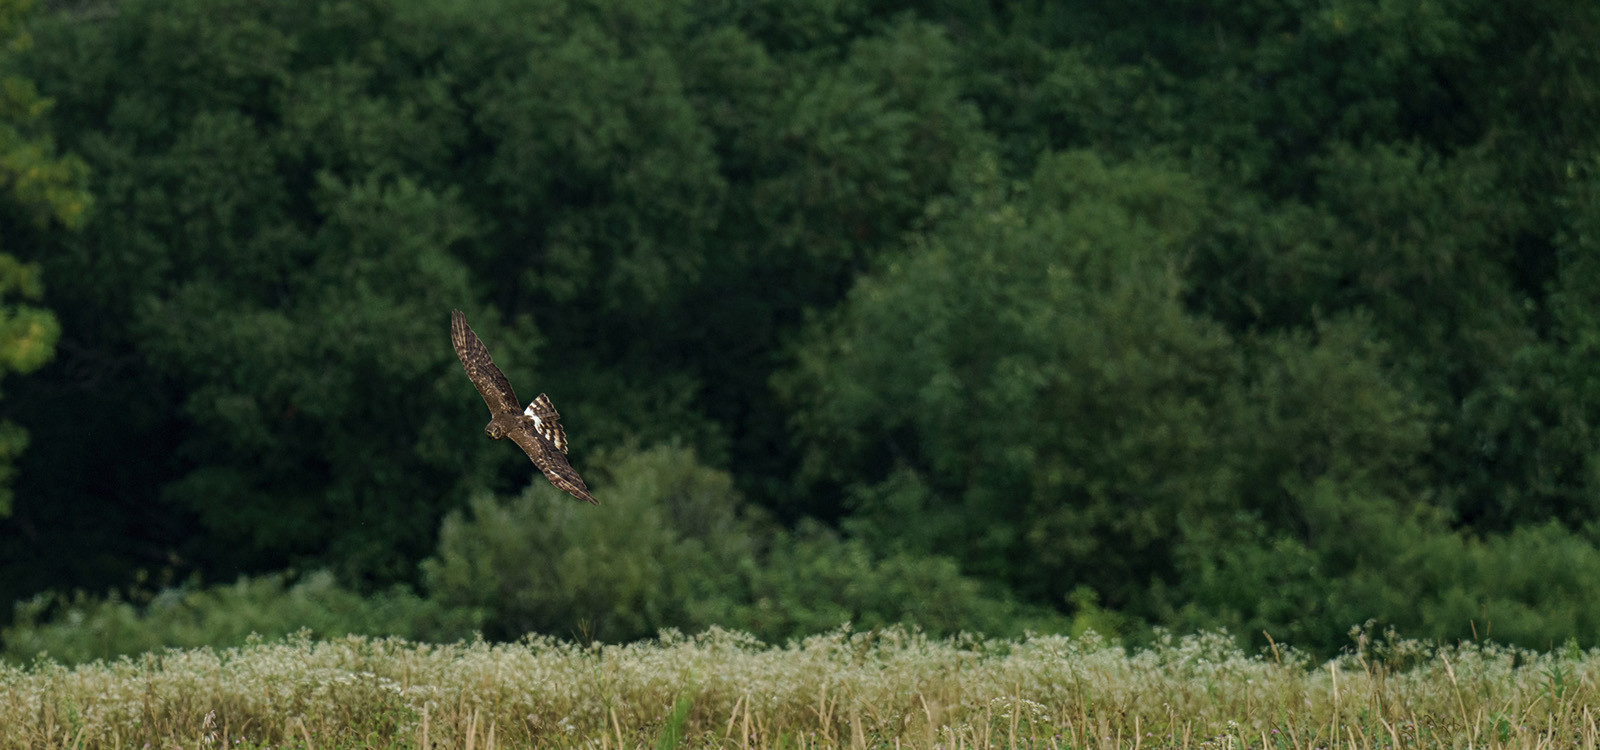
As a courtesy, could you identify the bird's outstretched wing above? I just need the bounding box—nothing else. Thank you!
[508,426,597,504]
[451,309,518,415]
[522,392,569,453]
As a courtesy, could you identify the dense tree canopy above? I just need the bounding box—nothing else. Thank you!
[0,0,88,519]
[2,0,1599,656]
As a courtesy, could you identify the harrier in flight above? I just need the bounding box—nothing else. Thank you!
[450,309,597,504]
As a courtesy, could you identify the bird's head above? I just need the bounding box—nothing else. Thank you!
[485,422,505,440]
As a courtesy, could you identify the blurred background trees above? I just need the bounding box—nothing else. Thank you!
[0,0,88,520]
[2,0,1599,661]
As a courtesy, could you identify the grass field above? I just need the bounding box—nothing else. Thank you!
[2,626,1596,749]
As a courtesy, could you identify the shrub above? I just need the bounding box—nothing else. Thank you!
[422,444,1064,644]
[1175,481,1600,653]
[699,519,1071,641]
[422,444,757,643]
[1,570,479,666]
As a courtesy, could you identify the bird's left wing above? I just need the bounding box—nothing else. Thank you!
[508,427,598,504]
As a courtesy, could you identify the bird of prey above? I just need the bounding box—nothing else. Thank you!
[450,309,597,504]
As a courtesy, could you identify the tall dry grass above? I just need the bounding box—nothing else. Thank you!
[2,626,1597,748]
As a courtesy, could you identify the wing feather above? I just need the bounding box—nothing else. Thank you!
[508,427,598,504]
[450,309,519,415]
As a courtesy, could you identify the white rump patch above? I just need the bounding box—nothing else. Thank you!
[522,405,545,429]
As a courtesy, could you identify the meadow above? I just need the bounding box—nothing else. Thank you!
[3,626,1597,749]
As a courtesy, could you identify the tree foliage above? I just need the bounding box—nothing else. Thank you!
[0,0,87,518]
[2,0,1599,656]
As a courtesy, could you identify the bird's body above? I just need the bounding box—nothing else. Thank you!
[450,309,596,504]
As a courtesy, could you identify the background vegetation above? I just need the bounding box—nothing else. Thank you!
[6,627,1600,749]
[2,0,1599,661]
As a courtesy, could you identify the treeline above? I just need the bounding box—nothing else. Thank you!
[1,0,1598,658]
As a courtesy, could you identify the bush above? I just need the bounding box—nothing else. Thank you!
[422,443,1063,644]
[1174,480,1600,653]
[422,444,758,643]
[1,570,480,666]
[701,519,1071,641]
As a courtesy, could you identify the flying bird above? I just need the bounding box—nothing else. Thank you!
[450,309,597,504]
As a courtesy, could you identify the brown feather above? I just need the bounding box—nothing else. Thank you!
[523,393,569,453]
[451,309,519,416]
[451,309,596,504]
[508,427,598,504]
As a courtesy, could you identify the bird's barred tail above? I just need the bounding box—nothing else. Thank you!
[523,393,569,453]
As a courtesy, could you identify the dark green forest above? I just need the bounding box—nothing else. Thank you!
[2,0,1599,662]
